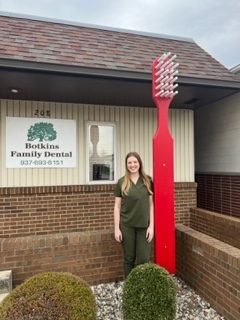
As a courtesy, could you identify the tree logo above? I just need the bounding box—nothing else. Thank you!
[27,122,57,142]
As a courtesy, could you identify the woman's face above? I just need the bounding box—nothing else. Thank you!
[126,156,140,174]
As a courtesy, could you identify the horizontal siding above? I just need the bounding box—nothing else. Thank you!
[195,92,240,173]
[170,109,194,182]
[0,99,194,186]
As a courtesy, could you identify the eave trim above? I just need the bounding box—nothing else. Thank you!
[1,58,240,89]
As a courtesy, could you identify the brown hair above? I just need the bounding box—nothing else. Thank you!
[121,151,153,195]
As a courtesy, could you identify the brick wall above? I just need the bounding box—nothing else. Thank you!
[0,182,196,286]
[196,173,240,217]
[175,182,197,225]
[0,182,196,238]
[190,208,240,249]
[0,185,115,238]
[176,224,240,320]
[0,230,123,286]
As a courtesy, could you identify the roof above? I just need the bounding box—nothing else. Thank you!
[0,12,238,83]
[230,64,240,75]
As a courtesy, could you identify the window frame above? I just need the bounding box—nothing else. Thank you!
[86,121,117,184]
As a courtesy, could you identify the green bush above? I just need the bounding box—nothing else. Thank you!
[122,263,176,320]
[0,272,96,320]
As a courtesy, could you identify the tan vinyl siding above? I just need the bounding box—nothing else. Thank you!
[171,109,194,182]
[195,92,240,173]
[1,99,194,187]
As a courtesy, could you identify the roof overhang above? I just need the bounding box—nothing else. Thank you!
[0,58,240,109]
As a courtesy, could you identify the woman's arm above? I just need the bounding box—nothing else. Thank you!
[146,195,154,242]
[114,197,122,242]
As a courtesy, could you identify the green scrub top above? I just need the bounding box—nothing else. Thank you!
[114,176,153,228]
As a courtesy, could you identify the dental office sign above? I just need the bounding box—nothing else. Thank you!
[6,117,76,168]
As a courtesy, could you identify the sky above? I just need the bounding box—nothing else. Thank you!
[0,0,239,69]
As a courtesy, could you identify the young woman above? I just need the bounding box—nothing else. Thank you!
[114,151,154,278]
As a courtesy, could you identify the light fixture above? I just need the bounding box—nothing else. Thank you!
[10,88,19,94]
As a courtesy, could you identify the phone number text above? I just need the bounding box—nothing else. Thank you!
[20,160,64,166]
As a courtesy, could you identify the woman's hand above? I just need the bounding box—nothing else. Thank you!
[146,226,154,243]
[114,228,122,242]
[114,197,122,242]
[147,196,154,243]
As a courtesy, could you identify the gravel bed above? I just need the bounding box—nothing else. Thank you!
[92,277,226,320]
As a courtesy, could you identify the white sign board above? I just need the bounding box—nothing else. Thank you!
[6,117,77,168]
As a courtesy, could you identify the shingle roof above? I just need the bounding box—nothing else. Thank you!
[0,13,237,82]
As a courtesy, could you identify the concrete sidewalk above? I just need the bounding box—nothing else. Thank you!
[0,270,12,303]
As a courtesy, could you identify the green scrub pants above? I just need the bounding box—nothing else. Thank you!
[120,223,151,278]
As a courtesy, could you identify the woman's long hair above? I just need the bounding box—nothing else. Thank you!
[121,151,153,195]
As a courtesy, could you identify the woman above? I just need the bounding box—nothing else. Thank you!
[114,151,154,278]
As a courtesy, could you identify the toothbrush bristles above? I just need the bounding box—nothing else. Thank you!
[154,52,179,98]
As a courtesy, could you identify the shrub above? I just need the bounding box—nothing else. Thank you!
[0,272,96,320]
[122,263,176,320]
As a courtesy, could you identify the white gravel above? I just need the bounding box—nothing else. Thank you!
[92,277,226,320]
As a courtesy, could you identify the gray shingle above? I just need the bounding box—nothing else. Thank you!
[0,14,237,82]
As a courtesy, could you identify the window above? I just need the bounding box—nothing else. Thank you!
[87,122,116,183]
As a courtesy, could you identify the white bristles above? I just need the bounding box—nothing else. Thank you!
[155,54,176,70]
[154,52,179,99]
[155,91,163,97]
[170,91,178,97]
[172,62,179,70]
[155,60,173,70]
[158,82,169,90]
[168,76,178,84]
[172,83,178,89]
[156,68,170,77]
[157,51,171,62]
[171,70,179,77]
[161,91,170,97]
[155,74,164,82]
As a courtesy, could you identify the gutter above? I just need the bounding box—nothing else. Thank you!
[1,58,240,90]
